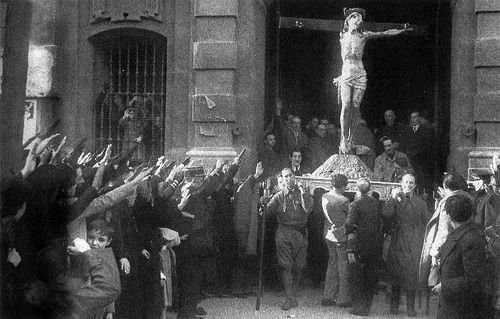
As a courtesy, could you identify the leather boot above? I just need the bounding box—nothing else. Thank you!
[291,270,301,307]
[390,285,401,314]
[406,289,417,317]
[281,270,297,310]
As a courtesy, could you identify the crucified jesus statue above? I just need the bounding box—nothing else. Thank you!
[334,8,412,154]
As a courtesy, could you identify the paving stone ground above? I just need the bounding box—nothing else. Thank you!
[167,286,438,319]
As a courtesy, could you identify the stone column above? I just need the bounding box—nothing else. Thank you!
[187,0,240,167]
[0,0,33,177]
[467,0,500,178]
[448,0,476,177]
[25,0,60,134]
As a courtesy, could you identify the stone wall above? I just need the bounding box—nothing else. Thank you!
[466,0,500,179]
[0,0,32,177]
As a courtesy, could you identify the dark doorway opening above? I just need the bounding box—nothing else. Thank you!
[265,0,451,173]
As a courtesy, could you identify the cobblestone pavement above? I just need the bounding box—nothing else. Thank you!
[171,287,438,319]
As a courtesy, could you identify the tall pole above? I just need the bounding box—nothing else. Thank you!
[275,0,281,102]
[256,182,270,311]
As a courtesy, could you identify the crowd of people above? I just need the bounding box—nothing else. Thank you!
[1,133,266,319]
[260,105,432,191]
[2,106,500,319]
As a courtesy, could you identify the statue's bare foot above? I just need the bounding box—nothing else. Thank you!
[339,139,349,154]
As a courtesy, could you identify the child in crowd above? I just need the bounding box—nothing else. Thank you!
[86,218,119,319]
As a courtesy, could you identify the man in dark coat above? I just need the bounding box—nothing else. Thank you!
[308,124,335,171]
[344,178,383,317]
[373,109,405,155]
[400,111,433,192]
[172,158,240,319]
[258,132,280,179]
[432,195,487,319]
[383,173,430,317]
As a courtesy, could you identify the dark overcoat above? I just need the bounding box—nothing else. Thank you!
[437,222,487,319]
[383,194,430,289]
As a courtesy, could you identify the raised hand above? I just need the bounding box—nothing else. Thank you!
[154,157,169,177]
[233,149,246,165]
[254,162,264,179]
[167,163,184,182]
[215,159,224,172]
[7,248,21,267]
[130,167,154,183]
[141,249,151,260]
[100,144,113,165]
[50,136,67,165]
[35,133,60,156]
[178,192,192,211]
[21,141,39,179]
[120,258,131,275]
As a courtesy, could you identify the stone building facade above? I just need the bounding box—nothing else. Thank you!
[0,0,499,179]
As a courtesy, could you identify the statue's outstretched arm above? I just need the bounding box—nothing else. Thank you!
[365,28,413,39]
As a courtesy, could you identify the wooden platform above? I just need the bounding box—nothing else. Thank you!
[296,175,399,201]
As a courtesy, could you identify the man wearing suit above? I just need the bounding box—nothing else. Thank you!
[373,137,413,182]
[431,195,487,319]
[374,109,405,155]
[289,149,310,176]
[258,132,280,179]
[383,174,430,317]
[280,116,309,167]
[345,178,383,316]
[308,124,335,171]
[400,111,433,192]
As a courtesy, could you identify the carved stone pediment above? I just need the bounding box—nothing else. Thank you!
[91,0,162,24]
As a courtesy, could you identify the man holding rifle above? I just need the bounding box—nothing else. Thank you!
[262,168,314,310]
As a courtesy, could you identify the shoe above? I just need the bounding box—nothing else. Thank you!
[280,298,297,311]
[390,306,399,315]
[196,307,207,316]
[321,298,336,306]
[337,302,352,308]
[349,309,368,316]
[407,308,417,317]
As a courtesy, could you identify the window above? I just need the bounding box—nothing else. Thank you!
[96,38,167,162]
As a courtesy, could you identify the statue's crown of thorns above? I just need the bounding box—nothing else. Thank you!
[344,8,366,19]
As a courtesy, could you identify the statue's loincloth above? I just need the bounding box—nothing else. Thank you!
[333,69,367,105]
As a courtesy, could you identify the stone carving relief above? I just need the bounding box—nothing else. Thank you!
[91,0,162,24]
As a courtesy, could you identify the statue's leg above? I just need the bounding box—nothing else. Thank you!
[348,88,366,142]
[339,84,353,154]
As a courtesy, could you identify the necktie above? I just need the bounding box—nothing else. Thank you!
[413,126,417,133]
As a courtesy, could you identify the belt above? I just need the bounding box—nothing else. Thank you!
[280,224,307,237]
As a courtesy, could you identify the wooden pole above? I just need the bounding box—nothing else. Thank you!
[275,0,281,102]
[256,200,267,310]
[256,182,270,311]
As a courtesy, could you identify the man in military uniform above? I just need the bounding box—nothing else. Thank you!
[264,168,314,310]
